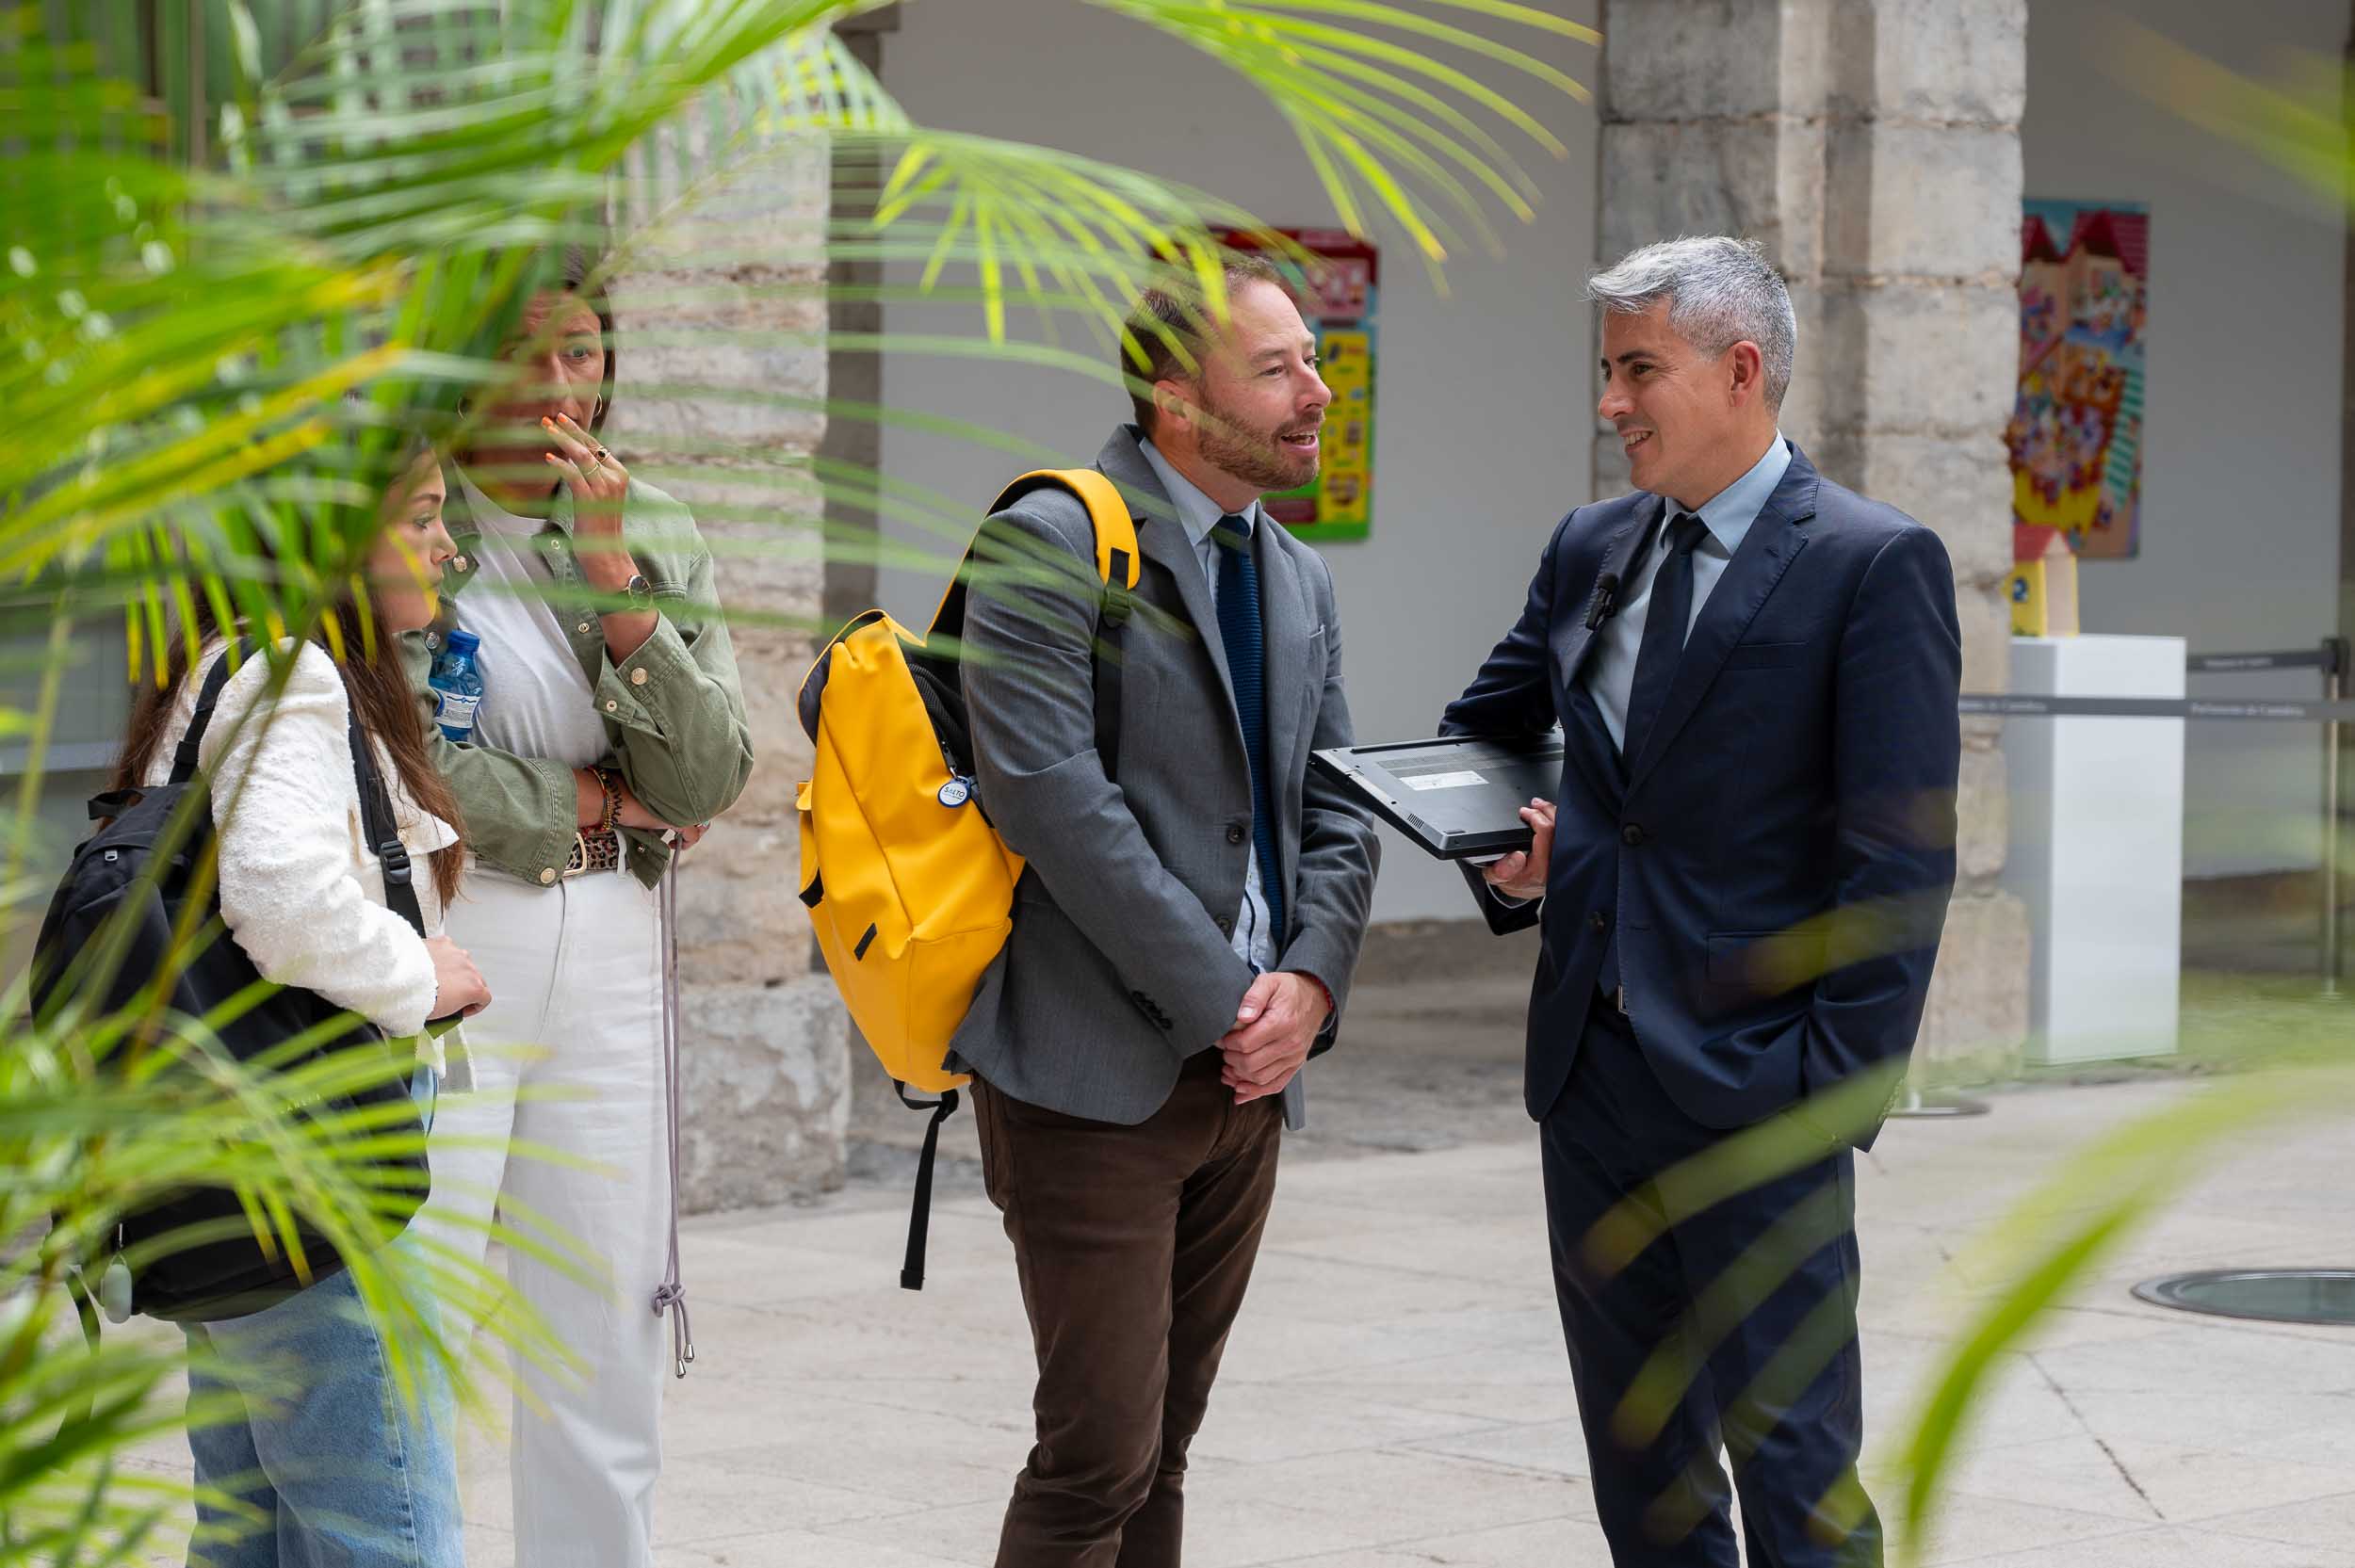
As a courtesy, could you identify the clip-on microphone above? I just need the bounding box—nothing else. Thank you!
[1584,571,1621,631]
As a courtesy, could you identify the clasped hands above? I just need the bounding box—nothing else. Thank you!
[572,768,710,849]
[1218,971,1331,1106]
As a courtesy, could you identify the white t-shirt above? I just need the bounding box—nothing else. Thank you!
[452,471,611,771]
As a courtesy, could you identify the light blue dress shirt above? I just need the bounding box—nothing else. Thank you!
[1137,437,1281,975]
[1585,435,1794,751]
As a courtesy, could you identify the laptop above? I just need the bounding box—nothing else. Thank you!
[1310,733,1566,862]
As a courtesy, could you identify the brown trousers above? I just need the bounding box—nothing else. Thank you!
[972,1049,1284,1568]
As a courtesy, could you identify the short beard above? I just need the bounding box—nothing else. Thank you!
[1193,386,1319,494]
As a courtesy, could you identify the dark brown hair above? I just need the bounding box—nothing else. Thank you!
[1120,252,1294,435]
[111,549,468,911]
[560,245,619,435]
[454,246,619,444]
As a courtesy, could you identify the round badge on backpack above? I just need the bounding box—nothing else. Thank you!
[937,777,972,808]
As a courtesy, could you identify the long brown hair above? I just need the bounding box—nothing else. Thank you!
[111,591,468,910]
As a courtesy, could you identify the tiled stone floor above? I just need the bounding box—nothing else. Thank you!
[400,1074,2355,1566]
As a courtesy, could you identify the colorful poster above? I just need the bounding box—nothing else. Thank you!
[2007,201,2150,558]
[1216,229,1375,543]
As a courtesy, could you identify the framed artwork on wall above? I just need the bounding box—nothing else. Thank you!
[1215,228,1376,544]
[2008,200,2150,559]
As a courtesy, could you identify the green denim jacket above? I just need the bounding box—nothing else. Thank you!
[400,468,755,891]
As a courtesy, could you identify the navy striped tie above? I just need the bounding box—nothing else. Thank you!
[1213,515,1284,946]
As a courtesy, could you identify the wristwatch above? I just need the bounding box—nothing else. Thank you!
[623,573,654,610]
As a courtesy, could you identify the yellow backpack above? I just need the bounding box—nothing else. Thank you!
[795,469,1140,1287]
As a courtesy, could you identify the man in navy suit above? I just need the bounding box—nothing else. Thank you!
[1441,236,1961,1566]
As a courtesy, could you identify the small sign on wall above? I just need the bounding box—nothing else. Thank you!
[2009,524,2081,638]
[1217,228,1376,544]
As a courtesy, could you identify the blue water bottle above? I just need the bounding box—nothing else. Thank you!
[429,629,485,743]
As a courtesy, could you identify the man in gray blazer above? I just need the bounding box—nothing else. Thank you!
[950,254,1379,1568]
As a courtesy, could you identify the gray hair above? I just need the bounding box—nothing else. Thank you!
[1587,236,1796,412]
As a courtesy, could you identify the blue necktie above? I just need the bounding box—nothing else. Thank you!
[1213,515,1284,947]
[1599,511,1706,1005]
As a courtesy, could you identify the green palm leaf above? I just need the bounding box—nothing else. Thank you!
[1878,1067,2354,1562]
[5,3,1592,1558]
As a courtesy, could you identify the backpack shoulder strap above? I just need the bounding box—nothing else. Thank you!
[1001,468,1142,602]
[338,671,428,940]
[1039,468,1138,779]
[169,637,260,784]
[935,467,1142,773]
[930,468,1141,636]
[161,636,426,939]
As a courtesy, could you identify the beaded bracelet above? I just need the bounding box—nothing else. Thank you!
[595,766,621,835]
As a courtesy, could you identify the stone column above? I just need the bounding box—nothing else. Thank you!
[1597,0,2031,1078]
[2336,2,2355,979]
[607,123,852,1210]
[820,8,899,641]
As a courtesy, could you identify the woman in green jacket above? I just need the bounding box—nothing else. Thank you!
[406,252,751,1568]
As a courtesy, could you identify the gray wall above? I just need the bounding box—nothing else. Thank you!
[875,0,1603,925]
[1,622,136,980]
[2025,0,2347,877]
[876,0,2347,905]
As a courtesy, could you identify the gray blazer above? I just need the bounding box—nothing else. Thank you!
[947,426,1380,1127]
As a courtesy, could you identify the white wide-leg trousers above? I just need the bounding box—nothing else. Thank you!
[417,868,669,1568]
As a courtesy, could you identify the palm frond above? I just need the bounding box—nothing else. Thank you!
[1883,1068,2355,1562]
[2106,23,2349,204]
[1089,0,1593,270]
[4,5,1595,1557]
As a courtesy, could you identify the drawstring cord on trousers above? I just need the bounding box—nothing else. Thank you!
[652,856,694,1378]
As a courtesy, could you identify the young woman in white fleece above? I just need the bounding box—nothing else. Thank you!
[107,446,491,1568]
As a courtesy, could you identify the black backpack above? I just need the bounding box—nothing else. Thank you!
[31,640,433,1322]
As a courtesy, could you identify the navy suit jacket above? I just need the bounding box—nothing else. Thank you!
[1441,445,1962,1141]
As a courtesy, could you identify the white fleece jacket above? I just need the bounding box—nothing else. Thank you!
[143,639,460,1061]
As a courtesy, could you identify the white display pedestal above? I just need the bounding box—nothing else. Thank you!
[2002,635,2184,1064]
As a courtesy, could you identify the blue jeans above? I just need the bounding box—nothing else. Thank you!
[183,1067,463,1568]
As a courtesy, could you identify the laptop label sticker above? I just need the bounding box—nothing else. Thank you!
[1405,770,1486,791]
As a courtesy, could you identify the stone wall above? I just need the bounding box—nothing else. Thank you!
[1597,0,2031,1078]
[608,126,851,1210]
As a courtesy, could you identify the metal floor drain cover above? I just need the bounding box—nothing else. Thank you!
[2133,1269,2355,1326]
